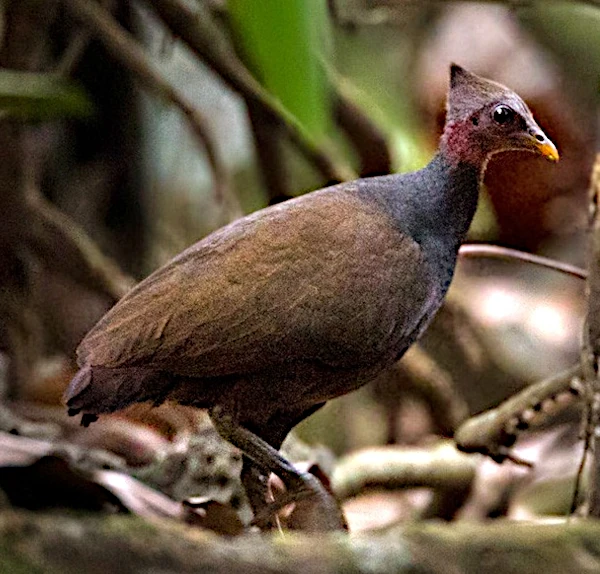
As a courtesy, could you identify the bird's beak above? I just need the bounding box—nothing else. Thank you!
[526,127,559,162]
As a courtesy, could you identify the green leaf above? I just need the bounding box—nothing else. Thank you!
[0,70,94,121]
[227,0,331,139]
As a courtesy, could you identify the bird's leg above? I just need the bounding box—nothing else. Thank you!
[239,455,274,527]
[210,407,346,532]
[238,404,330,530]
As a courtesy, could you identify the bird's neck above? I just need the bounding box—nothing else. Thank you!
[355,152,482,282]
[440,120,490,171]
[408,152,481,246]
[401,153,481,289]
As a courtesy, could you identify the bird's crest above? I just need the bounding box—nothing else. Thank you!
[446,64,521,124]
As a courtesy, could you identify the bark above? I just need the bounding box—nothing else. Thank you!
[584,154,600,516]
[1,510,600,573]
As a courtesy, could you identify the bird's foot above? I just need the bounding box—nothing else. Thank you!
[287,471,348,531]
[210,409,347,531]
[251,471,347,532]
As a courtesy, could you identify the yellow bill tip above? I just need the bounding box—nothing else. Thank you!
[537,140,559,162]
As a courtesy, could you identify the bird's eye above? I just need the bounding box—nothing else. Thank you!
[492,105,515,125]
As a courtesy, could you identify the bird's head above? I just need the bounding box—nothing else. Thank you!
[441,64,558,167]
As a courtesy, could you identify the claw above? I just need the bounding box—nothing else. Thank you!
[81,413,99,427]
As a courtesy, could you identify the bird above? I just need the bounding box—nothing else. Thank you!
[64,64,558,531]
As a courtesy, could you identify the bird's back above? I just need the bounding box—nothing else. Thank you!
[66,179,445,419]
[82,184,439,370]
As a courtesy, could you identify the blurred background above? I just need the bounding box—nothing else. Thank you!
[0,0,598,534]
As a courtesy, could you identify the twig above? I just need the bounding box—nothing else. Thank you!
[454,364,583,465]
[581,154,600,517]
[54,0,116,77]
[459,243,587,280]
[373,345,469,440]
[26,195,134,300]
[54,28,93,77]
[332,441,477,520]
[145,0,356,184]
[333,92,392,177]
[60,0,242,220]
[319,60,392,176]
[401,345,470,432]
[396,0,600,5]
[246,100,292,204]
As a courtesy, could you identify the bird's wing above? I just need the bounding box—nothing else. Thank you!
[77,187,437,377]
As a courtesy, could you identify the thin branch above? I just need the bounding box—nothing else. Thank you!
[60,0,242,220]
[459,243,587,280]
[54,28,93,76]
[333,92,392,177]
[54,0,117,77]
[26,195,134,300]
[401,345,470,432]
[373,345,469,440]
[332,441,476,499]
[146,0,356,184]
[397,0,600,5]
[454,364,583,465]
[582,154,600,517]
[332,441,476,519]
[246,100,292,204]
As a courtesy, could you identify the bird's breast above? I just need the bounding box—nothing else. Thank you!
[308,243,442,371]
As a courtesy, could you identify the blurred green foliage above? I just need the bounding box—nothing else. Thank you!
[228,0,332,139]
[0,71,93,120]
[331,13,438,173]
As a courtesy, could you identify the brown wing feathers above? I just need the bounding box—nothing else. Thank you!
[65,189,434,417]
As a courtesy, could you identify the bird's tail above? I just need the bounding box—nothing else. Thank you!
[64,364,175,426]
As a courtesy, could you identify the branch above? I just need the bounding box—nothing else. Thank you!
[397,0,600,5]
[332,441,477,520]
[7,511,600,572]
[454,364,583,465]
[333,92,392,177]
[26,195,134,301]
[401,345,470,433]
[459,244,587,280]
[246,100,292,204]
[145,0,356,184]
[582,153,600,517]
[373,345,469,440]
[60,0,242,220]
[55,0,116,76]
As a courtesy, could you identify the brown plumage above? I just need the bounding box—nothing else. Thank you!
[65,65,558,530]
[71,192,433,414]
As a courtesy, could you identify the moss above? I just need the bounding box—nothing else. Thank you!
[96,514,159,539]
[0,535,46,574]
[2,509,600,573]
